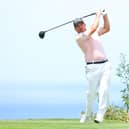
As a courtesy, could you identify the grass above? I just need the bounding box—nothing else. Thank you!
[0,119,129,129]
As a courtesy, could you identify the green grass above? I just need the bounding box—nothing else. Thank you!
[0,119,129,129]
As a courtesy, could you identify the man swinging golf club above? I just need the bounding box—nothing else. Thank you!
[73,10,112,123]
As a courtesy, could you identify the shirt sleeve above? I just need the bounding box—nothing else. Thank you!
[76,32,89,44]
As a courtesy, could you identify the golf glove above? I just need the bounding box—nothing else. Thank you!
[101,10,107,16]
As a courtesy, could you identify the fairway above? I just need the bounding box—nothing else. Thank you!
[0,119,129,129]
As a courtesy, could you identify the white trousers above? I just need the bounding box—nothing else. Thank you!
[85,61,112,121]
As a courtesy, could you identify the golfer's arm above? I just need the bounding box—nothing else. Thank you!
[87,13,101,36]
[98,15,110,36]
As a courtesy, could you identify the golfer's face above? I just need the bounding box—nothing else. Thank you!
[75,23,86,33]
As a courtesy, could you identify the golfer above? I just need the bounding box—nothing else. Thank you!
[73,10,112,123]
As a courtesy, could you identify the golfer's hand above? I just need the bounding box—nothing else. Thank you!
[96,10,101,16]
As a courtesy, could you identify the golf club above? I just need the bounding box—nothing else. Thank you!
[39,10,105,39]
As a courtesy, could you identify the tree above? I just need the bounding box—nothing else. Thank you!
[116,53,129,120]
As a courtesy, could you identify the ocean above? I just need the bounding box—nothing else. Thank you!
[0,82,123,119]
[0,103,84,119]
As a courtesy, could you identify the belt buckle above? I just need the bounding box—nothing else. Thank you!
[92,60,95,64]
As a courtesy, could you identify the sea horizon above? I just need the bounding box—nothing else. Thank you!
[0,82,123,119]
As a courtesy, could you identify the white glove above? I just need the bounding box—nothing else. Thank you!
[101,10,107,16]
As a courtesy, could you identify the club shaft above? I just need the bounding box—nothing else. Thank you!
[44,12,96,33]
[81,12,96,19]
[45,20,73,32]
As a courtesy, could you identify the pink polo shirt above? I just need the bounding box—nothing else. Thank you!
[76,30,107,62]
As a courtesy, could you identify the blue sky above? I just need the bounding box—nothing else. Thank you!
[0,0,129,118]
[0,0,128,83]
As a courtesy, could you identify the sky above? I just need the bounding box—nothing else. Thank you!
[0,0,129,118]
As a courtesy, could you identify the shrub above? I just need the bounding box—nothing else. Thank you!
[105,105,128,122]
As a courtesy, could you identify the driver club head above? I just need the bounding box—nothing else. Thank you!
[39,31,45,39]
